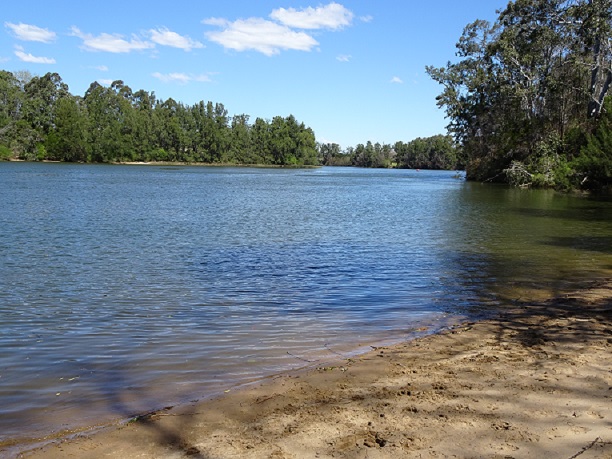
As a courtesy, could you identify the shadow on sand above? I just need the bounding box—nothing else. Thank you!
[17,278,612,458]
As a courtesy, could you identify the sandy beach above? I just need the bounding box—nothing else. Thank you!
[16,279,612,459]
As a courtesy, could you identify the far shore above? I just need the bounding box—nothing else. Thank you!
[3,158,321,169]
[15,278,612,459]
[115,161,322,169]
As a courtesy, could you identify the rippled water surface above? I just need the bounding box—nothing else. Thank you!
[1,163,610,449]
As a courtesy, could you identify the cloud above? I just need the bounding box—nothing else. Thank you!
[152,72,213,84]
[70,26,154,53]
[149,27,204,51]
[93,65,109,71]
[5,22,56,43]
[204,17,318,56]
[14,45,55,64]
[203,3,355,56]
[336,54,351,62]
[360,15,374,23]
[390,76,403,84]
[98,79,114,86]
[270,2,353,30]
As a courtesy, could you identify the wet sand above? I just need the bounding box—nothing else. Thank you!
[17,280,612,459]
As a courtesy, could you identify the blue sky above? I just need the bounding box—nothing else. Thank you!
[1,1,507,149]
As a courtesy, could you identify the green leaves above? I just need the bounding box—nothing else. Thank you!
[0,70,319,167]
[428,0,612,191]
[394,135,459,170]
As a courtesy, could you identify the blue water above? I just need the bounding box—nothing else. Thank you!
[0,162,610,449]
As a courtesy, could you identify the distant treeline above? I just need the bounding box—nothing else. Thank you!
[0,69,462,171]
[0,71,318,166]
[318,135,461,170]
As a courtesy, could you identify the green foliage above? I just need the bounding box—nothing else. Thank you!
[0,145,13,160]
[395,135,458,170]
[574,97,612,190]
[35,143,46,161]
[504,133,565,188]
[0,70,319,167]
[427,0,612,191]
[46,97,89,162]
[318,142,352,166]
[8,120,41,160]
[351,141,395,168]
[320,135,459,171]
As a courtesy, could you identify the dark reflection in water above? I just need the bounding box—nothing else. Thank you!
[0,163,610,450]
[543,236,612,254]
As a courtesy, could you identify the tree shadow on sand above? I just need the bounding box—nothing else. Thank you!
[86,366,210,459]
[22,280,612,458]
[16,356,212,458]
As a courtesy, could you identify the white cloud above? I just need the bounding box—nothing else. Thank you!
[5,22,56,43]
[270,2,354,30]
[93,65,109,71]
[336,54,351,62]
[149,28,204,51]
[98,79,114,86]
[360,15,374,23]
[204,17,318,56]
[152,72,212,84]
[390,76,403,84]
[14,45,55,64]
[71,26,154,53]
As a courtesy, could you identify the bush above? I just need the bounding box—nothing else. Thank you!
[0,145,13,160]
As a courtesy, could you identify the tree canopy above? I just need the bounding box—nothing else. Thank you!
[317,135,461,170]
[427,0,612,191]
[0,72,318,167]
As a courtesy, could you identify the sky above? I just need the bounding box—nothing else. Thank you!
[1,1,508,149]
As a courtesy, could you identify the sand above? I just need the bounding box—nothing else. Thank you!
[16,280,612,459]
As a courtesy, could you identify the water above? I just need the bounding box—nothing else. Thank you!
[1,163,610,450]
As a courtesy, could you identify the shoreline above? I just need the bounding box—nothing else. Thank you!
[14,278,612,458]
[4,158,321,169]
[3,311,467,456]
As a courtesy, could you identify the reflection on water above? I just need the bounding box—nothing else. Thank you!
[0,163,610,449]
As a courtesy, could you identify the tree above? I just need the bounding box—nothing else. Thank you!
[154,98,186,161]
[23,72,69,137]
[0,71,25,158]
[318,142,342,165]
[395,135,458,170]
[250,117,271,164]
[574,0,612,117]
[575,95,612,188]
[46,96,89,162]
[131,89,157,160]
[427,0,612,190]
[0,70,321,167]
[84,81,131,162]
[228,114,253,163]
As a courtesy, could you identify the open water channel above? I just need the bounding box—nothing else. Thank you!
[1,163,610,452]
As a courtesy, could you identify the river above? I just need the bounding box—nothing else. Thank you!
[1,162,610,451]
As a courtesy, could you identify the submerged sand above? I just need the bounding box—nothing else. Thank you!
[17,280,612,459]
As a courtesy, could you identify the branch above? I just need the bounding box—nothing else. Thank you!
[567,437,602,459]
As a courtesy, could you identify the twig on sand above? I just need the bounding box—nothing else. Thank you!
[567,437,602,459]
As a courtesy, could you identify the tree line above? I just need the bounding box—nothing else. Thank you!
[426,0,612,191]
[0,71,318,166]
[318,135,460,170]
[0,69,462,172]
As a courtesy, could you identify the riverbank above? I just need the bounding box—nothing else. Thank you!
[17,279,611,459]
[114,161,321,168]
[4,158,321,169]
